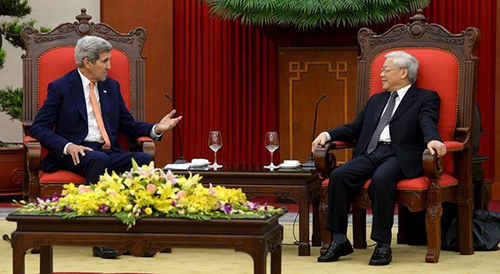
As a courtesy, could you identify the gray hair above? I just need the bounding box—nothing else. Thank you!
[74,36,112,67]
[385,51,419,84]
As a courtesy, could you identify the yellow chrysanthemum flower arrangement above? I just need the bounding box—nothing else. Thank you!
[15,160,283,228]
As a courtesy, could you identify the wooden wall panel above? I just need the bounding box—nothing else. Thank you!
[278,49,358,164]
[101,0,174,167]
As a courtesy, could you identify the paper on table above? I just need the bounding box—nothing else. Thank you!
[164,163,191,170]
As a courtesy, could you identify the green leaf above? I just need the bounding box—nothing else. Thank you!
[0,85,23,121]
[199,0,429,30]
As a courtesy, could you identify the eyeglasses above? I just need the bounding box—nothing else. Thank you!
[380,67,402,74]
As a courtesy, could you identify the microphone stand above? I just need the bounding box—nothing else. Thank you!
[301,93,327,170]
[164,93,188,164]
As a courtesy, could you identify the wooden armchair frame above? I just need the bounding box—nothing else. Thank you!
[315,10,479,263]
[21,9,155,202]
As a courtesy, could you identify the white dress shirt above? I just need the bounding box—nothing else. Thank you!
[63,69,162,154]
[323,84,411,143]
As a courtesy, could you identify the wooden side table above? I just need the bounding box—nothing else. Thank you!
[173,163,321,256]
[7,214,284,274]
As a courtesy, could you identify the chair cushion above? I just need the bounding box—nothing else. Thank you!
[38,46,132,109]
[37,46,134,156]
[39,170,86,185]
[321,173,458,190]
[369,48,459,175]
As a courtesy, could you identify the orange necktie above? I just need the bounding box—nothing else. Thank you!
[88,82,111,149]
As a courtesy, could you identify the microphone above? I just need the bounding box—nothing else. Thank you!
[301,93,327,170]
[164,93,188,164]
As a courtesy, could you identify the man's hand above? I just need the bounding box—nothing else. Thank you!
[311,132,328,154]
[427,140,446,157]
[67,144,94,165]
[155,109,182,134]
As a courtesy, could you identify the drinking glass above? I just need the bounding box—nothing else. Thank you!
[208,131,223,168]
[264,131,279,169]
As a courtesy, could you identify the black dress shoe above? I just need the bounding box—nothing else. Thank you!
[92,246,122,259]
[317,239,354,262]
[369,246,392,266]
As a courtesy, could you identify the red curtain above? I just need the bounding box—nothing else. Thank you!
[173,1,496,178]
[173,1,278,165]
[423,0,496,179]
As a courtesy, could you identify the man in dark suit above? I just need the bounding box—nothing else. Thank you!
[30,36,182,258]
[312,51,446,266]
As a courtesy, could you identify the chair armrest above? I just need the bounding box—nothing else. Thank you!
[454,127,470,146]
[136,137,156,161]
[314,141,357,179]
[444,141,465,152]
[23,136,42,172]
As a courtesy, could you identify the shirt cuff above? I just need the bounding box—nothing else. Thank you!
[150,124,163,139]
[323,132,332,142]
[63,142,73,155]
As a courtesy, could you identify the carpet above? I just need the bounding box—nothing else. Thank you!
[1,220,499,274]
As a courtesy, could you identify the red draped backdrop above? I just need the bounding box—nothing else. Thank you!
[173,0,495,178]
[423,0,496,180]
[173,1,278,165]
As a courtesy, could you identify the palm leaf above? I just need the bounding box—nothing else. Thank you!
[200,0,429,30]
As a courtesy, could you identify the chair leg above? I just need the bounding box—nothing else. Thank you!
[319,186,330,255]
[352,204,367,249]
[28,171,40,203]
[425,202,443,263]
[457,201,474,255]
[397,204,407,244]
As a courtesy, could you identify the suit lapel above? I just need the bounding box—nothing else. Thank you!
[372,92,391,125]
[70,70,88,123]
[391,85,417,121]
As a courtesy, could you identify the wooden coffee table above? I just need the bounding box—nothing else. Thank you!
[7,213,284,274]
[172,163,322,256]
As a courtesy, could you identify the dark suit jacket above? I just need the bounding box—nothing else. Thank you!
[327,85,442,178]
[31,69,155,172]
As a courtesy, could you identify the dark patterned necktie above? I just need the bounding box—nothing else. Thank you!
[366,92,398,154]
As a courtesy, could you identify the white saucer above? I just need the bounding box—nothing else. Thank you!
[279,162,301,169]
[191,158,210,167]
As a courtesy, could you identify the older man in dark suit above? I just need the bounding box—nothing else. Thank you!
[312,51,446,266]
[30,36,182,258]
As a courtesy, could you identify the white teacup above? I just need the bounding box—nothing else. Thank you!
[192,158,209,165]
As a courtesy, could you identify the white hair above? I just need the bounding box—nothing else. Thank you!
[74,36,112,67]
[385,51,419,84]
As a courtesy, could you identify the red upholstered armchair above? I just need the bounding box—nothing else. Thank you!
[21,9,155,202]
[315,11,479,263]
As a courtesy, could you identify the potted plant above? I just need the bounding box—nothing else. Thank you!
[0,85,23,197]
[199,0,429,29]
[0,0,48,197]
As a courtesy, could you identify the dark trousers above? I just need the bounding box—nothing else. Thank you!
[326,143,405,245]
[60,142,152,184]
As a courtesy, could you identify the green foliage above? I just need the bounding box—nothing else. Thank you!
[0,49,5,68]
[0,86,23,122]
[0,0,32,17]
[1,18,38,50]
[200,0,429,30]
[0,0,49,123]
